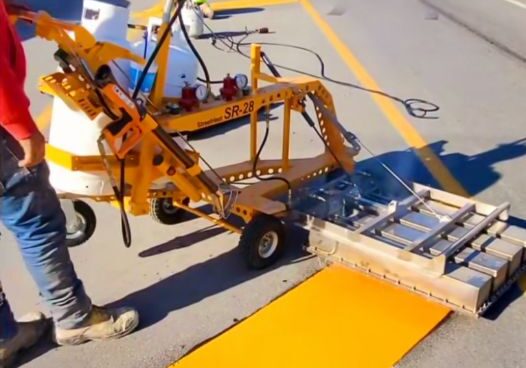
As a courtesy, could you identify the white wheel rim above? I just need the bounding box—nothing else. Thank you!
[258,231,279,259]
[66,214,87,239]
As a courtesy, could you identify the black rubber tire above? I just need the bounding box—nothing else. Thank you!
[65,200,96,247]
[150,197,189,225]
[239,215,286,270]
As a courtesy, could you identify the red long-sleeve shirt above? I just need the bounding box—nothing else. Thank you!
[0,1,38,140]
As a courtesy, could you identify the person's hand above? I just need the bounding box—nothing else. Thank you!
[18,131,46,168]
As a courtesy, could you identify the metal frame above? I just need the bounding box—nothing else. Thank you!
[296,176,525,315]
[22,10,358,233]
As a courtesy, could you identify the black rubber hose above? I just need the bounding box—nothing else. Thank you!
[260,51,345,169]
[132,0,185,99]
[252,117,292,205]
[178,9,213,89]
[234,39,439,119]
[118,160,132,248]
[197,77,222,84]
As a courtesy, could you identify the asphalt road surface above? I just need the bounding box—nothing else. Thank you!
[0,0,525,367]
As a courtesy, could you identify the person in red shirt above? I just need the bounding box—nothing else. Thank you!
[0,2,139,366]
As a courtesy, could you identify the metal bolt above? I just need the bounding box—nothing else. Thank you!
[153,155,164,166]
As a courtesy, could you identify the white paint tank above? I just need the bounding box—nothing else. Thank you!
[131,16,199,98]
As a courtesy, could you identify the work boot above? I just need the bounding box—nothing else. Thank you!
[200,3,215,19]
[0,312,50,368]
[54,305,139,346]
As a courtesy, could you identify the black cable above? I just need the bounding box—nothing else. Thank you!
[178,10,213,89]
[125,1,186,246]
[237,41,439,119]
[259,51,346,170]
[197,76,223,84]
[239,41,439,119]
[207,30,439,119]
[125,0,185,247]
[132,0,185,99]
[118,160,132,248]
[252,114,292,206]
[98,137,132,248]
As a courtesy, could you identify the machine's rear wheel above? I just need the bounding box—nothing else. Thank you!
[66,200,96,247]
[239,214,286,270]
[150,197,189,225]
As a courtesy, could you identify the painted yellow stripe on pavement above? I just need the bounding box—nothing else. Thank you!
[133,0,297,19]
[212,0,297,11]
[299,0,468,197]
[131,3,162,19]
[173,266,450,368]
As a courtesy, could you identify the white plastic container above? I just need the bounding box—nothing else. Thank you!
[131,20,198,98]
[48,99,115,196]
[81,0,130,41]
[81,0,132,89]
[181,2,204,38]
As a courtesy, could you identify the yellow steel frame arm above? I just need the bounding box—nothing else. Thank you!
[17,11,144,75]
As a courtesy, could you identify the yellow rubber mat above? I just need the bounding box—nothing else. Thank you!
[172,265,450,368]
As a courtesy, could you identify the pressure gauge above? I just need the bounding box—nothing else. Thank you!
[195,84,208,102]
[234,74,249,89]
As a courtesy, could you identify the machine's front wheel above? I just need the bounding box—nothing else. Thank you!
[150,197,188,225]
[66,200,96,247]
[239,215,286,270]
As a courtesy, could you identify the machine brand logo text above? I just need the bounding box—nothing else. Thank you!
[197,116,223,128]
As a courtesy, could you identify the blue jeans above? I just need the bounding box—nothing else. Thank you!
[0,137,92,341]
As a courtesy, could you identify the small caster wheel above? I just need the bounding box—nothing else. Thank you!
[239,214,286,270]
[150,197,189,225]
[65,200,96,247]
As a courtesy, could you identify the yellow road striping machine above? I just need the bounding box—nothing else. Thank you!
[17,1,526,316]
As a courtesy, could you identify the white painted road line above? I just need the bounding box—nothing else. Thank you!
[504,0,526,9]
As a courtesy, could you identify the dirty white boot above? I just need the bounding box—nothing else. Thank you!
[0,312,49,368]
[54,306,139,346]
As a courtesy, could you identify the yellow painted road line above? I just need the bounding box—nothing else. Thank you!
[132,3,162,19]
[299,0,468,197]
[212,0,297,11]
[173,266,451,368]
[133,0,297,19]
